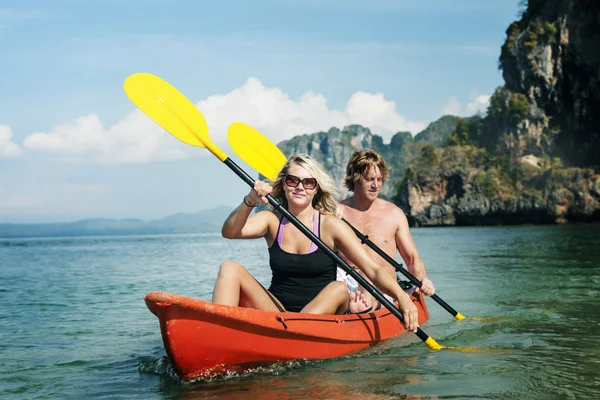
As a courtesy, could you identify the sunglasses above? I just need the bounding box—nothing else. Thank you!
[284,174,318,190]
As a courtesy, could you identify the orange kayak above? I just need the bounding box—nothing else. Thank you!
[144,291,430,380]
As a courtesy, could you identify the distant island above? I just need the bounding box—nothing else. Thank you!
[0,206,233,238]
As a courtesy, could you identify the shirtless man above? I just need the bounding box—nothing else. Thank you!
[337,149,435,312]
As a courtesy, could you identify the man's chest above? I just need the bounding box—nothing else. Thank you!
[346,211,397,247]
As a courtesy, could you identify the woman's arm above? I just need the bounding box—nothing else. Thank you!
[221,180,273,240]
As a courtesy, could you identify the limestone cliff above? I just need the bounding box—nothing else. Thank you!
[273,1,600,226]
[275,119,599,225]
[499,0,600,166]
[398,146,600,226]
[277,125,390,200]
[277,119,458,201]
[396,0,600,226]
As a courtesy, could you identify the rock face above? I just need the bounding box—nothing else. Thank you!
[401,175,567,226]
[275,120,600,226]
[278,125,384,200]
[396,0,600,226]
[277,120,460,201]
[398,146,600,226]
[278,125,423,200]
[499,0,600,166]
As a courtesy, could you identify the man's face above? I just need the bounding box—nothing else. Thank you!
[355,165,384,201]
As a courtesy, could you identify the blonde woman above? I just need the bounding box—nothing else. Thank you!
[215,154,419,331]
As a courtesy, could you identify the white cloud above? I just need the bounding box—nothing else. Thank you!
[0,125,23,158]
[23,111,191,164]
[197,77,425,144]
[441,91,490,117]
[19,77,424,164]
[465,94,491,116]
[440,96,462,116]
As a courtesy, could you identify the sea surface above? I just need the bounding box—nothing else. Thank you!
[1,224,599,399]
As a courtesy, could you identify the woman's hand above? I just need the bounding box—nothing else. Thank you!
[396,292,419,332]
[247,180,272,206]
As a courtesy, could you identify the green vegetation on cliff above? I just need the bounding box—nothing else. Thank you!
[447,87,532,151]
[414,115,460,147]
[501,0,600,167]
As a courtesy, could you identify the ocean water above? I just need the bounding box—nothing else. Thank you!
[1,224,599,399]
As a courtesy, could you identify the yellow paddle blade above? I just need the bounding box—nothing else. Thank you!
[123,72,228,162]
[123,72,208,148]
[424,337,444,350]
[227,122,288,181]
[455,312,467,320]
[124,73,207,148]
[124,72,207,148]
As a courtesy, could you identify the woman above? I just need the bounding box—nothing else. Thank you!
[215,154,420,331]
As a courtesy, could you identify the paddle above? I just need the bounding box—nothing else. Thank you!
[123,72,443,350]
[227,122,467,321]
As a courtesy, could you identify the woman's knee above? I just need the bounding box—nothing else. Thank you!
[328,281,350,300]
[217,260,245,278]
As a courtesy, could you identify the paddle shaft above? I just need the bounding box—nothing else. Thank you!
[224,158,438,346]
[342,218,465,320]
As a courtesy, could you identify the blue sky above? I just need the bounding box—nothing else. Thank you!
[0,0,521,223]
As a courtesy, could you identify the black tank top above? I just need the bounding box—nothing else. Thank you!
[268,213,337,312]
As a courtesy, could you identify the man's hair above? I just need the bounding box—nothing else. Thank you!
[344,148,390,191]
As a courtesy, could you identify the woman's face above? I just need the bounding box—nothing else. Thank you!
[283,164,318,208]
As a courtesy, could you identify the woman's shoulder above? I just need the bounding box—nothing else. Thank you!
[253,210,281,237]
[256,209,280,221]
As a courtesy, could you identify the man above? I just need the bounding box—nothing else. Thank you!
[337,148,435,312]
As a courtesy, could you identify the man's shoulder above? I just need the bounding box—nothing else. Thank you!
[374,198,404,214]
[340,197,405,216]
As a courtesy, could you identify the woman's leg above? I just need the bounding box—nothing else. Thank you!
[300,281,350,315]
[212,260,285,312]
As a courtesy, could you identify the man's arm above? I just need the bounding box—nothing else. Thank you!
[394,207,435,296]
[326,215,420,331]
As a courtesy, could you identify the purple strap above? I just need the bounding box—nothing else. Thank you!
[277,213,319,253]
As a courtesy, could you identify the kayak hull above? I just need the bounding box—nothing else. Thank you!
[144,291,430,380]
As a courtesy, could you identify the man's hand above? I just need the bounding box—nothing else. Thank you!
[414,278,435,296]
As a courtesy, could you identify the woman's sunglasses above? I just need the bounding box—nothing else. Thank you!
[284,174,318,190]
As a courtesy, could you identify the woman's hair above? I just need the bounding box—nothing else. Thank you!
[270,154,339,215]
[343,148,390,191]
